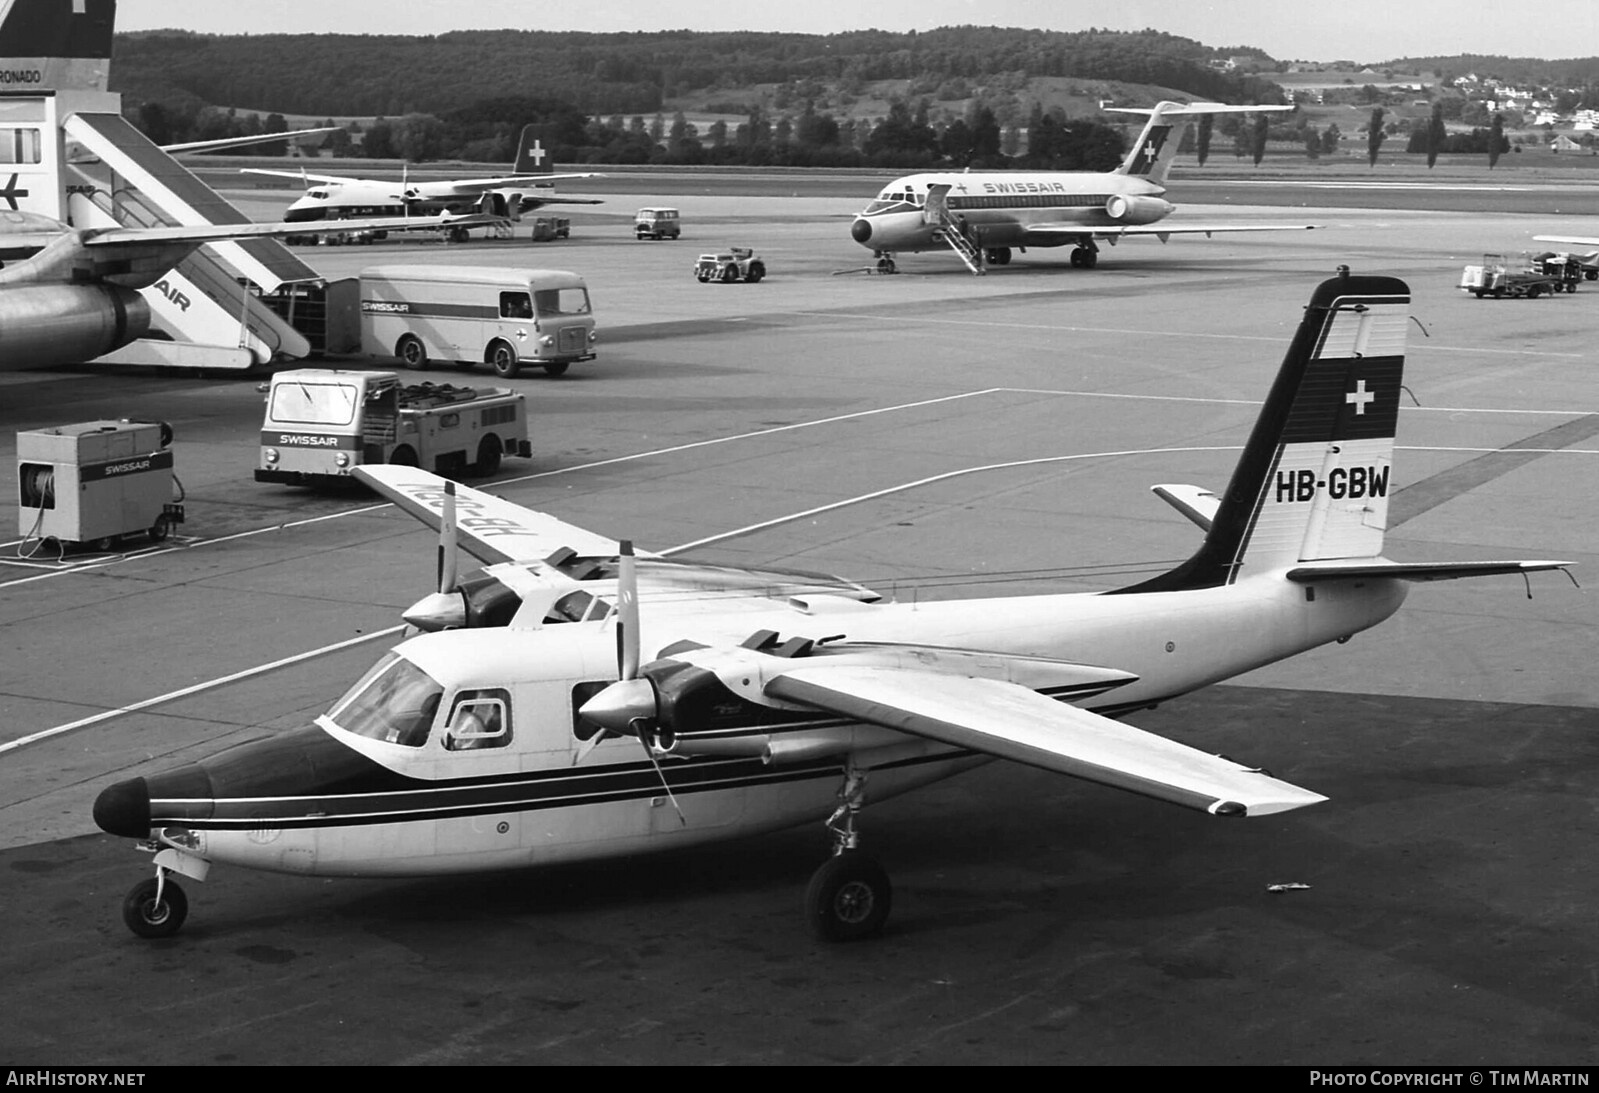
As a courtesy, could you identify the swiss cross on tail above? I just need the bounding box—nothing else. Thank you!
[513,125,552,175]
[1123,125,1173,176]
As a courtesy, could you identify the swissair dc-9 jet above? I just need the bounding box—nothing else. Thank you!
[244,125,603,241]
[850,101,1316,273]
[93,271,1569,943]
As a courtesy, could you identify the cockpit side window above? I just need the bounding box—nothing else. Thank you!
[327,652,443,748]
[443,689,512,751]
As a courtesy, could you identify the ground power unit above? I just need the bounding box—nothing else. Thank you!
[17,420,184,550]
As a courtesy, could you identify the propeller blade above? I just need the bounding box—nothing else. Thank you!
[436,481,459,595]
[616,539,640,681]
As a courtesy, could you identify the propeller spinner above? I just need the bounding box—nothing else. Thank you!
[401,480,468,631]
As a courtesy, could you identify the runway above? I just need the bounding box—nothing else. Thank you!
[1,178,1596,1065]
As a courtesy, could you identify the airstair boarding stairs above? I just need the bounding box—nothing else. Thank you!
[61,113,318,369]
[924,184,983,274]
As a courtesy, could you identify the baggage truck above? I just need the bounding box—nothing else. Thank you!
[256,368,530,486]
[359,265,597,377]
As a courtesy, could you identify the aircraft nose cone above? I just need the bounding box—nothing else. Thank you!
[94,777,152,838]
[850,218,873,245]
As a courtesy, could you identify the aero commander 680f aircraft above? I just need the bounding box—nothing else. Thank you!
[94,271,1567,942]
[850,101,1315,273]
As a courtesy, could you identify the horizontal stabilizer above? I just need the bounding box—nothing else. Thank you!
[1285,559,1571,583]
[766,666,1325,816]
[1152,484,1219,532]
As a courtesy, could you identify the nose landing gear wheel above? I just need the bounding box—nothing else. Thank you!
[122,876,188,938]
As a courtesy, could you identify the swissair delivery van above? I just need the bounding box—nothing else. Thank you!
[359,265,598,377]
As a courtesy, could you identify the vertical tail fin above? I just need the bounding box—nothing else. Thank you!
[1119,270,1411,593]
[512,125,552,175]
[0,0,115,92]
[1108,102,1292,186]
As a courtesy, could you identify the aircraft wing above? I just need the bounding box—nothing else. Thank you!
[1021,223,1319,246]
[79,212,485,249]
[162,127,341,155]
[240,167,373,186]
[356,464,635,565]
[766,666,1325,816]
[415,173,605,196]
[1533,235,1599,247]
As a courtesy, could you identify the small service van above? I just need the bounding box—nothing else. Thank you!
[359,266,598,378]
[635,207,681,240]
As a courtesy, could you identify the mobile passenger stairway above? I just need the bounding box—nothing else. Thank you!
[63,113,317,369]
[924,184,984,274]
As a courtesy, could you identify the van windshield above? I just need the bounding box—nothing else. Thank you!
[533,288,591,316]
[269,381,359,426]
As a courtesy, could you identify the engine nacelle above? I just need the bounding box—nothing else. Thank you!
[1105,194,1175,224]
[0,283,151,368]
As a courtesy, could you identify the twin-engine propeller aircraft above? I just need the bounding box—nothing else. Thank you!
[850,101,1316,274]
[244,125,603,242]
[0,209,490,369]
[93,270,1569,942]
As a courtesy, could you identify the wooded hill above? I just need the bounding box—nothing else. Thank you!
[110,26,1287,118]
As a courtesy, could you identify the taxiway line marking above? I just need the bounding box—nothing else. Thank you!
[802,314,1588,359]
[0,624,406,755]
[4,385,1592,590]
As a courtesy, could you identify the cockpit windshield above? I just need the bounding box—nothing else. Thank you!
[325,652,443,747]
[862,189,922,216]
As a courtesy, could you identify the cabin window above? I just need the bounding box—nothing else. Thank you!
[570,681,614,743]
[444,689,511,751]
[327,652,443,748]
[0,128,41,165]
[499,292,533,319]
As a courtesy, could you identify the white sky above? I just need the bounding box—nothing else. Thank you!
[116,1,1599,64]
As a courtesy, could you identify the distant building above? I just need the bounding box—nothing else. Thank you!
[1550,134,1582,152]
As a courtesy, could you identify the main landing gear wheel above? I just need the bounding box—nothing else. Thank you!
[122,876,188,938]
[806,850,892,942]
[984,247,1012,266]
[1069,246,1098,269]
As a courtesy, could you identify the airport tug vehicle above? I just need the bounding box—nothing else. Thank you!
[96,273,1569,942]
[256,369,529,486]
[693,247,765,283]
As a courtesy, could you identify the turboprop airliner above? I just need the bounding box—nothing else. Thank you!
[244,125,603,241]
[93,270,1568,943]
[850,101,1316,274]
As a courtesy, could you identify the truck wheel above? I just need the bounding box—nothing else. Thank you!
[542,362,570,377]
[488,340,521,379]
[389,445,419,467]
[720,265,738,283]
[475,436,502,477]
[746,261,765,283]
[397,335,428,370]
